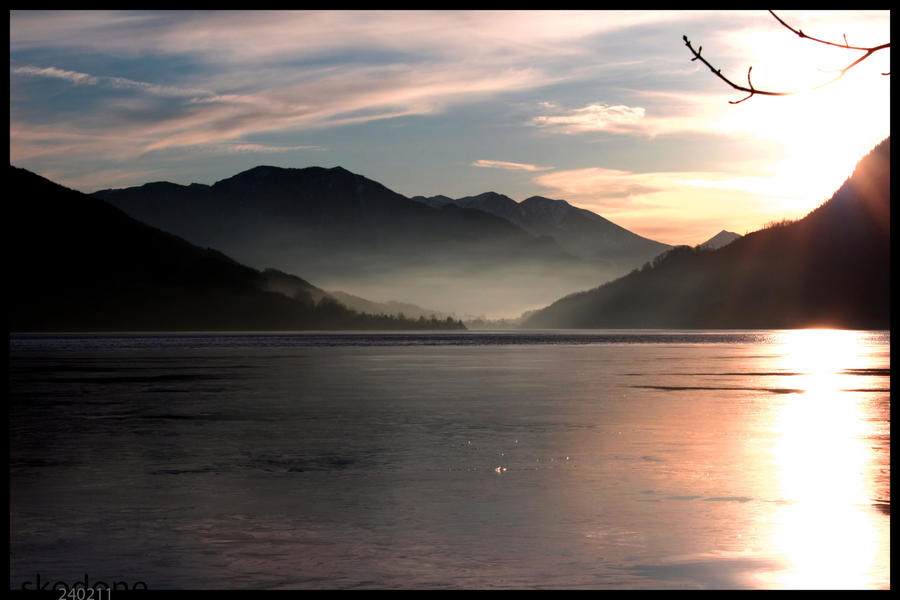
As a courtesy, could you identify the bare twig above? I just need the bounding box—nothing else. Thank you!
[768,10,873,51]
[684,11,890,103]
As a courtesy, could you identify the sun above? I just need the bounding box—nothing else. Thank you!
[714,13,891,219]
[764,77,890,215]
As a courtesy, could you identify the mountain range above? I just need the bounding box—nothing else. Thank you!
[12,136,887,331]
[92,166,671,317]
[411,191,671,266]
[8,166,464,332]
[523,137,890,329]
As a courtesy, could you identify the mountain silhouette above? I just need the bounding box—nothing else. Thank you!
[413,191,671,266]
[523,138,890,329]
[93,165,569,269]
[9,166,465,332]
[93,166,667,317]
[697,230,741,250]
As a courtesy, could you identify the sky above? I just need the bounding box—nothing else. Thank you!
[10,10,891,245]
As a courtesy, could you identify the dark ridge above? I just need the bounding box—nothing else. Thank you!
[9,165,466,332]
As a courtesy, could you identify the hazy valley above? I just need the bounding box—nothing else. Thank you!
[9,137,889,332]
[91,166,671,318]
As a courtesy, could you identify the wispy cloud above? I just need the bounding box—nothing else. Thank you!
[531,103,647,134]
[12,58,547,160]
[221,142,326,153]
[10,10,691,66]
[471,159,553,172]
[12,65,99,85]
[13,64,214,99]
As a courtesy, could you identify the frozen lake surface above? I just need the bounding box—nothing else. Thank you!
[9,330,890,589]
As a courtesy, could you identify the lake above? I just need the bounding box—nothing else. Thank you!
[9,330,890,589]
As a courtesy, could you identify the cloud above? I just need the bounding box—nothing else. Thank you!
[534,167,667,208]
[13,64,216,100]
[7,11,734,170]
[10,10,691,67]
[531,103,647,134]
[221,143,326,153]
[11,65,99,85]
[12,57,548,159]
[533,165,809,211]
[471,159,553,172]
[532,164,835,245]
[527,98,736,139]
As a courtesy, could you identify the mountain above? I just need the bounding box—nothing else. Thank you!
[523,138,890,329]
[410,194,455,209]
[413,190,672,267]
[697,230,741,250]
[93,166,642,317]
[8,166,464,332]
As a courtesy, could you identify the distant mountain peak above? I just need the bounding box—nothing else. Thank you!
[136,180,182,191]
[454,191,520,214]
[521,195,569,207]
[518,195,574,225]
[697,230,741,250]
[411,186,671,262]
[206,164,401,200]
[224,165,354,180]
[457,191,517,204]
[229,164,292,179]
[410,194,454,209]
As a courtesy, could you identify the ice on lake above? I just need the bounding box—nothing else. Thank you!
[9,329,890,589]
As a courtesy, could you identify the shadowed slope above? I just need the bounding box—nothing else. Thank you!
[9,166,464,331]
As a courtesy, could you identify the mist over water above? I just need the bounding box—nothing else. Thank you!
[9,330,890,589]
[242,248,631,319]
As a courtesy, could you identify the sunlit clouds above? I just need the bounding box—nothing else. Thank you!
[531,103,647,134]
[471,160,553,172]
[533,166,792,244]
[9,10,890,244]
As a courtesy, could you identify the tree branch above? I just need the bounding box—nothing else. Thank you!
[684,11,890,103]
[768,10,874,51]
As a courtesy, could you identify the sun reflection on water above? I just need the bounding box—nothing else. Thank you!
[761,329,888,589]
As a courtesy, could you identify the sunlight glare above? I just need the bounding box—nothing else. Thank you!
[715,16,891,218]
[763,329,886,589]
